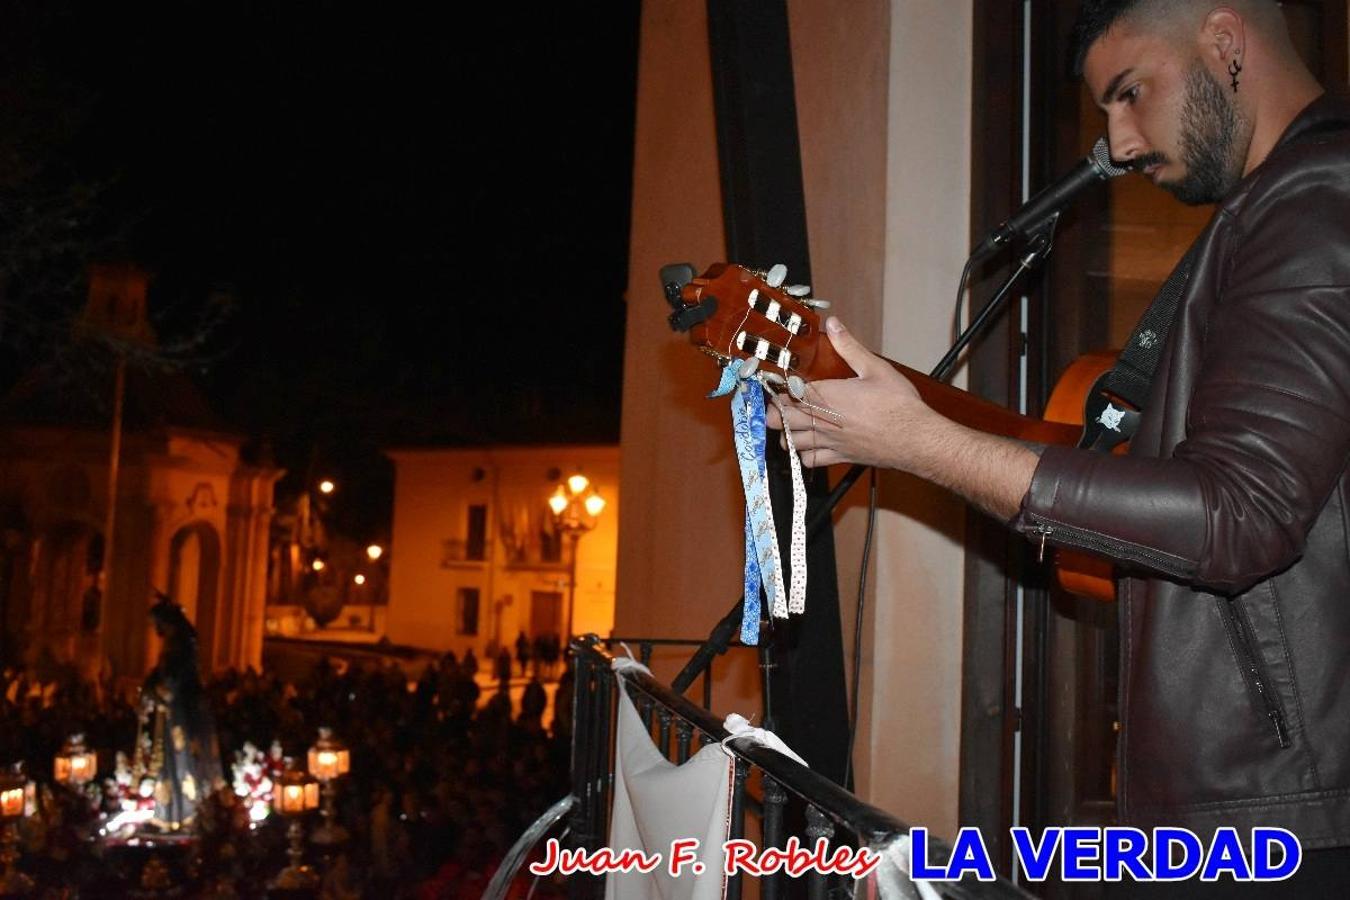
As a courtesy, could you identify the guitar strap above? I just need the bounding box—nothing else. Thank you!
[1078,242,1199,451]
[1078,111,1350,451]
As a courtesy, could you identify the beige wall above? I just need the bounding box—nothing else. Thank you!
[387,445,619,658]
[614,0,758,706]
[618,0,972,841]
[856,1,973,842]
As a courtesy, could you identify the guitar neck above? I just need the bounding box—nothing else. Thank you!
[675,262,1085,448]
[803,330,1079,445]
[894,360,1081,446]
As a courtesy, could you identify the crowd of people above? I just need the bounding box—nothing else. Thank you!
[0,649,574,898]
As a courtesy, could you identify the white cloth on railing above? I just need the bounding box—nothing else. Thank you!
[719,713,808,767]
[612,649,653,678]
[606,682,734,900]
[870,834,944,900]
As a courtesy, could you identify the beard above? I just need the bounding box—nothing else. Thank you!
[1137,62,1247,205]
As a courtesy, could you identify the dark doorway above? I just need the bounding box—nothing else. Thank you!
[529,590,562,639]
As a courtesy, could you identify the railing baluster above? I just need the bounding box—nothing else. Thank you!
[657,706,673,761]
[675,718,693,763]
[586,659,611,900]
[805,805,835,900]
[639,689,654,732]
[725,759,750,900]
[596,664,615,852]
[761,776,788,900]
[567,644,594,900]
[640,641,654,668]
[703,664,713,710]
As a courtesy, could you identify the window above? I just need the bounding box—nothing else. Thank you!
[456,587,480,636]
[466,504,488,561]
[540,526,562,564]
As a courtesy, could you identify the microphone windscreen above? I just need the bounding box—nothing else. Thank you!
[1090,137,1131,179]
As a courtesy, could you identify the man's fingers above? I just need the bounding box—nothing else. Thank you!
[824,317,877,377]
[802,447,844,468]
[779,406,834,432]
[765,403,784,430]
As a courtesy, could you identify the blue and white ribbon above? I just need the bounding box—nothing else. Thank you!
[709,359,808,645]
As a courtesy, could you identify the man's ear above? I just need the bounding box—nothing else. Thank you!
[1200,7,1245,66]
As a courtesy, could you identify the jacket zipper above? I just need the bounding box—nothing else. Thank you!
[1216,599,1292,749]
[1029,521,1188,574]
[1032,519,1292,749]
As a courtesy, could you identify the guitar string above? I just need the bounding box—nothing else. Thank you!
[727,302,754,361]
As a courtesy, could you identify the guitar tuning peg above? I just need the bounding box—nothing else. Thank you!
[802,298,832,310]
[760,371,787,388]
[766,264,788,288]
[787,375,807,401]
[740,357,760,379]
[785,284,812,297]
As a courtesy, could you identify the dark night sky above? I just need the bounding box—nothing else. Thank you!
[0,1,643,537]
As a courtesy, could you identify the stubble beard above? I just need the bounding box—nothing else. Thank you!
[1158,62,1248,206]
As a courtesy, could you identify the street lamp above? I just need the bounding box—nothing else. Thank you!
[318,480,336,495]
[306,727,350,846]
[548,471,606,642]
[271,759,320,892]
[0,764,34,897]
[365,544,383,561]
[54,734,98,788]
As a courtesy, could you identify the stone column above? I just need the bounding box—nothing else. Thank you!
[225,468,282,672]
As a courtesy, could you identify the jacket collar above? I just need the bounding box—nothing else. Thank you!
[1222,92,1350,207]
[1268,91,1350,153]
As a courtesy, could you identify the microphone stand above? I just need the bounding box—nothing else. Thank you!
[669,218,1060,719]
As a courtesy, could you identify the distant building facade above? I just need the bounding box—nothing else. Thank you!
[0,421,281,681]
[385,445,618,660]
[0,265,282,681]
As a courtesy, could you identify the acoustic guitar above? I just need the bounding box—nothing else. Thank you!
[663,261,1119,601]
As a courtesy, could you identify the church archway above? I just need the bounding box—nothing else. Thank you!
[169,522,222,670]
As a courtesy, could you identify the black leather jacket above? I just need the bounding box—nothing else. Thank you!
[1013,94,1350,848]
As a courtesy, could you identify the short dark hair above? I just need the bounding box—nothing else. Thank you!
[1071,0,1145,76]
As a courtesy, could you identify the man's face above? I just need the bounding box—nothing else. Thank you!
[1083,21,1246,205]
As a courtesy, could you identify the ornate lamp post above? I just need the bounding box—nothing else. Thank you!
[0,764,34,896]
[53,734,98,788]
[306,727,350,845]
[271,760,320,892]
[547,471,606,641]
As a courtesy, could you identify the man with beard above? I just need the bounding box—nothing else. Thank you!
[771,0,1350,894]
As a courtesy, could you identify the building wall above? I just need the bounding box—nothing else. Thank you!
[0,426,280,680]
[618,0,971,840]
[614,0,758,706]
[863,0,973,842]
[386,445,619,659]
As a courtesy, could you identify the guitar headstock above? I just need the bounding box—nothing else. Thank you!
[661,263,855,382]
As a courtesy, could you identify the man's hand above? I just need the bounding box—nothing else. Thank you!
[766,317,936,471]
[766,316,1041,521]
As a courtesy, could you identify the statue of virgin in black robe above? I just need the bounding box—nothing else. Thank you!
[138,594,224,831]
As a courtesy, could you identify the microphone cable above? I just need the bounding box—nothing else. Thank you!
[843,465,879,790]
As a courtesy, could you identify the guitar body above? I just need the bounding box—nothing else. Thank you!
[1044,352,1121,602]
[670,262,1121,602]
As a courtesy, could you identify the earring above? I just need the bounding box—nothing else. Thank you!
[1228,52,1243,92]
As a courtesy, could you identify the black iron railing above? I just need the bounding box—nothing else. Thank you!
[567,635,1033,900]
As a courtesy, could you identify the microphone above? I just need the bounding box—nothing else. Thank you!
[971,137,1130,263]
